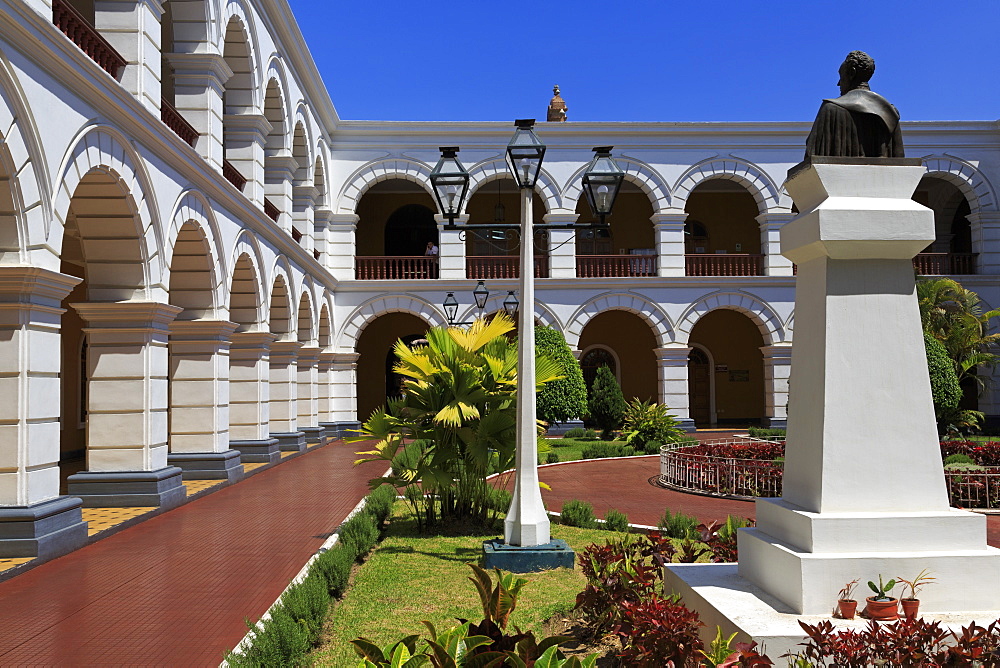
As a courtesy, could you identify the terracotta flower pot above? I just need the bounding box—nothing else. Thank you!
[901,598,920,619]
[864,597,899,621]
[838,599,858,619]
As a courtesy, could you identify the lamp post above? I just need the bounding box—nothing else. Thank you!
[429,147,469,226]
[504,119,549,547]
[443,281,489,326]
[581,146,625,227]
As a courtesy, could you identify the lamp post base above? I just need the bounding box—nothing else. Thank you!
[481,538,575,573]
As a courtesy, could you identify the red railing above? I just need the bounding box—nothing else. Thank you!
[222,159,247,192]
[52,0,127,80]
[161,99,198,147]
[686,254,764,276]
[263,197,280,222]
[576,254,656,278]
[466,256,548,279]
[355,256,439,280]
[914,253,977,275]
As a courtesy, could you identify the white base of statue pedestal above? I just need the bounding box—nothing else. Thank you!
[666,158,1000,649]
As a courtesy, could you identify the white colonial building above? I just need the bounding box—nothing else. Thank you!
[0,0,997,559]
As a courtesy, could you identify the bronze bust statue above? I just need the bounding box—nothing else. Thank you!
[805,51,904,158]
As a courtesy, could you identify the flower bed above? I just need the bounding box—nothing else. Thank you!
[661,438,1000,509]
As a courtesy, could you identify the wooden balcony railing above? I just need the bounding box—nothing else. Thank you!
[291,226,302,243]
[685,254,764,277]
[467,256,548,279]
[914,253,977,275]
[222,159,247,192]
[356,256,439,280]
[313,249,321,261]
[52,0,127,80]
[576,254,657,278]
[161,99,198,147]
[263,197,280,222]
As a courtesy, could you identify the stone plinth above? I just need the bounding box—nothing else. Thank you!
[482,539,574,573]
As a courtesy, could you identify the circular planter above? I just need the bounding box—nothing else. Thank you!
[837,599,858,620]
[901,598,920,620]
[864,597,899,621]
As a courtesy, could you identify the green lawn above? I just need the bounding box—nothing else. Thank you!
[543,437,627,463]
[310,508,613,667]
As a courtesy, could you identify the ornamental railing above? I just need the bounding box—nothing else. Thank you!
[263,197,280,222]
[222,159,247,192]
[576,254,656,278]
[686,254,764,277]
[659,439,783,499]
[161,99,198,147]
[52,0,127,80]
[467,255,548,279]
[913,253,977,276]
[356,256,439,280]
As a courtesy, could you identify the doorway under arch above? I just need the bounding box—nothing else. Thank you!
[578,311,657,402]
[688,309,766,426]
[356,312,430,421]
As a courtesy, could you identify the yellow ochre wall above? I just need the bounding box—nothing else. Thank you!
[578,310,658,403]
[355,312,430,421]
[688,309,765,423]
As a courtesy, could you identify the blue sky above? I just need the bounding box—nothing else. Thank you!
[290,0,999,123]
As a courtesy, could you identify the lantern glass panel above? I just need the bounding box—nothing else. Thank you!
[443,293,458,324]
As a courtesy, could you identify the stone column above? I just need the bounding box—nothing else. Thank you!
[94,0,163,113]
[223,113,270,206]
[264,153,297,235]
[317,350,337,440]
[969,212,1000,276]
[67,302,186,508]
[269,340,305,451]
[296,346,323,445]
[166,320,243,481]
[327,213,358,281]
[756,212,795,276]
[651,211,687,277]
[228,331,279,464]
[294,185,318,253]
[166,53,232,169]
[329,351,360,438]
[543,213,578,278]
[653,345,695,431]
[437,214,466,280]
[313,208,332,266]
[0,268,88,558]
[759,344,792,428]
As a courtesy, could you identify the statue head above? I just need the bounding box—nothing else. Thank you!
[837,50,875,95]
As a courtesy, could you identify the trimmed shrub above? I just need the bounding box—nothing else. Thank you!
[584,428,599,440]
[546,452,560,464]
[280,572,329,638]
[561,499,598,529]
[604,508,630,533]
[581,442,636,460]
[227,604,311,667]
[658,509,700,539]
[926,331,962,415]
[339,512,379,561]
[747,426,786,439]
[588,366,626,439]
[534,326,588,424]
[364,484,397,525]
[564,427,587,438]
[641,440,663,455]
[313,543,354,597]
[944,453,976,467]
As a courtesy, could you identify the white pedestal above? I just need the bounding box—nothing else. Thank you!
[667,158,1000,645]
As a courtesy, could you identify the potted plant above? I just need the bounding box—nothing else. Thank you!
[896,569,935,619]
[863,575,898,621]
[836,578,860,619]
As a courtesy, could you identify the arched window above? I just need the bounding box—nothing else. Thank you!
[580,347,617,391]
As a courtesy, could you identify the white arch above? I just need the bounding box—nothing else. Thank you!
[336,158,434,214]
[163,189,226,318]
[296,282,316,345]
[564,292,674,349]
[221,0,262,114]
[337,294,446,350]
[922,155,998,213]
[674,290,785,346]
[228,230,266,329]
[0,58,48,266]
[262,57,291,153]
[672,157,782,215]
[562,156,672,213]
[463,159,560,214]
[266,255,296,338]
[318,299,333,349]
[50,125,165,301]
[292,103,315,178]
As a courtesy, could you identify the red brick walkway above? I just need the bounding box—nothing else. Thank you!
[0,441,383,666]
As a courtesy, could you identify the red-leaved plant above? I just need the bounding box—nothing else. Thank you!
[614,594,704,667]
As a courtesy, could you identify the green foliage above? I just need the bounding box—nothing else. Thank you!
[583,429,598,440]
[747,426,786,439]
[640,440,662,455]
[925,331,962,413]
[621,399,685,449]
[560,500,598,529]
[603,508,630,533]
[587,366,626,439]
[350,314,564,530]
[563,427,587,438]
[533,326,588,424]
[580,442,636,459]
[546,452,560,464]
[467,563,528,629]
[867,574,896,601]
[700,626,741,667]
[658,509,700,539]
[313,543,354,597]
[944,453,976,467]
[340,511,381,561]
[365,485,398,525]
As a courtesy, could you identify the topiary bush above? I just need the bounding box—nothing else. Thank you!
[563,427,587,438]
[588,366,626,440]
[603,508,630,533]
[747,426,786,440]
[561,499,598,529]
[534,326,588,424]
[313,543,354,597]
[926,331,962,416]
[581,442,636,459]
[944,453,976,467]
[339,512,380,561]
[363,484,397,525]
[546,452,560,464]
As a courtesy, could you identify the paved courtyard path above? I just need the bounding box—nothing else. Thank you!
[0,440,384,666]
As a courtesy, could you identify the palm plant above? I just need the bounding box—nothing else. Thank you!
[350,313,564,530]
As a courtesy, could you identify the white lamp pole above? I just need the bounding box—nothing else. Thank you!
[504,120,550,547]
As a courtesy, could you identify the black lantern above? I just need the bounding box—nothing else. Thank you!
[581,146,624,226]
[503,291,519,318]
[473,281,489,310]
[443,292,459,324]
[430,146,470,224]
[505,119,545,189]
